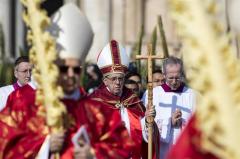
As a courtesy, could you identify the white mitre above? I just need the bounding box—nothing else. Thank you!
[97,40,130,77]
[48,3,94,64]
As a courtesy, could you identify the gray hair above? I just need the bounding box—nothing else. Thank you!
[162,56,185,77]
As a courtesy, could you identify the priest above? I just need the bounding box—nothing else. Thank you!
[142,56,197,159]
[0,3,134,159]
[89,40,159,159]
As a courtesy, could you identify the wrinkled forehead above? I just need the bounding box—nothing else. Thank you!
[106,73,125,78]
[16,62,32,69]
[165,64,181,73]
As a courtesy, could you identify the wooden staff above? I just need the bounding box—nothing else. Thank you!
[136,44,165,159]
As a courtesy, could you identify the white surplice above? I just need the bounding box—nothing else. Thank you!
[142,84,197,159]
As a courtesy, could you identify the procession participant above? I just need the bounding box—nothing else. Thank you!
[143,56,197,159]
[89,40,159,159]
[0,56,33,111]
[0,4,134,159]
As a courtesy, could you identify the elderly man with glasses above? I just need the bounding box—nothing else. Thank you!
[0,4,134,159]
[89,40,160,159]
[142,56,197,159]
[0,56,33,111]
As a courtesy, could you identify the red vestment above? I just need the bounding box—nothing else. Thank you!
[89,84,159,159]
[167,115,218,159]
[0,84,134,159]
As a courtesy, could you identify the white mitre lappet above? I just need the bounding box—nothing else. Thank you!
[48,3,94,64]
[97,40,130,77]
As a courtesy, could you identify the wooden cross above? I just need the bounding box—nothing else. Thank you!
[136,44,166,159]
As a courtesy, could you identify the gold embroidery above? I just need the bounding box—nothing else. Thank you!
[36,104,46,118]
[24,150,35,158]
[16,111,23,123]
[42,126,50,135]
[122,94,139,107]
[87,105,105,135]
[92,98,118,106]
[111,64,124,72]
[92,94,142,110]
[96,112,104,124]
[26,117,49,135]
[11,111,18,122]
[90,106,105,124]
[115,101,122,108]
[0,114,17,127]
[100,132,110,141]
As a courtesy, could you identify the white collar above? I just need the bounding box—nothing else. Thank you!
[64,89,81,100]
[27,79,80,100]
[17,81,23,87]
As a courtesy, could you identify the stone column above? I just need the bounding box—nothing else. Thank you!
[82,0,111,62]
[0,0,11,59]
[15,1,26,57]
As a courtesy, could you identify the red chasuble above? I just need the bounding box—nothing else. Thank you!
[167,115,218,159]
[89,84,159,159]
[0,84,134,159]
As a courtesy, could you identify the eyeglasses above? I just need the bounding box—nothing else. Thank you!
[166,76,182,81]
[17,69,32,74]
[106,76,125,83]
[59,66,81,74]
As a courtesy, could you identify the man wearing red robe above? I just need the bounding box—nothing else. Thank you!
[0,3,134,159]
[0,82,134,159]
[0,56,33,111]
[89,40,159,159]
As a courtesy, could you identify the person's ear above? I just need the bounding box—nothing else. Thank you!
[14,68,18,79]
[103,77,108,86]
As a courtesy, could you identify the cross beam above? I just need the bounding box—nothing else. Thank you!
[136,44,165,159]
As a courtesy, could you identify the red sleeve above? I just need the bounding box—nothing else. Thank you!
[0,86,46,159]
[78,99,135,159]
[0,121,45,159]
